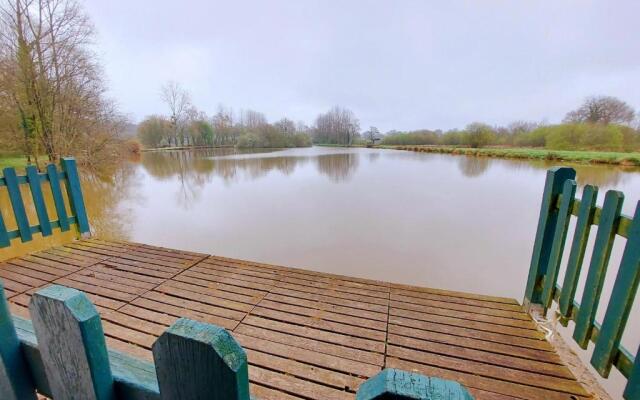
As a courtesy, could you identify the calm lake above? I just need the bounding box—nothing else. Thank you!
[1,146,639,394]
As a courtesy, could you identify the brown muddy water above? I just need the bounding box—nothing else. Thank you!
[1,146,639,398]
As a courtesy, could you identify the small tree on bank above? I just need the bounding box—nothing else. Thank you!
[463,123,496,148]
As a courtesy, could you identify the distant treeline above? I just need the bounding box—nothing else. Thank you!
[138,111,312,149]
[138,83,313,149]
[380,123,640,152]
[380,96,640,152]
[139,92,640,153]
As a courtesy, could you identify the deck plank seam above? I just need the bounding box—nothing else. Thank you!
[0,245,107,299]
[382,283,391,371]
[110,252,211,313]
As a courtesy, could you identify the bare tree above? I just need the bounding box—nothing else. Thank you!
[161,81,191,146]
[313,106,360,145]
[211,104,234,145]
[363,126,381,144]
[274,118,296,136]
[564,96,635,125]
[0,0,126,167]
[238,109,267,130]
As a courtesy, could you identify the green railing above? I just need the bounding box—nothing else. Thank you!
[524,166,639,400]
[0,158,90,247]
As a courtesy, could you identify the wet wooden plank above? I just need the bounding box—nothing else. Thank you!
[3,239,591,400]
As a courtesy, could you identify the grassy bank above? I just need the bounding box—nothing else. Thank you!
[0,155,29,170]
[380,146,640,166]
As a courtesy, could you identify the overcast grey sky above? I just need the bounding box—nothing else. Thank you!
[85,1,640,132]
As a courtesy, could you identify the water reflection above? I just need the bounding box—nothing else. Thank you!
[83,162,140,238]
[457,156,491,178]
[444,153,640,187]
[2,147,640,288]
[0,160,138,259]
[1,146,638,399]
[316,153,360,183]
[139,149,362,208]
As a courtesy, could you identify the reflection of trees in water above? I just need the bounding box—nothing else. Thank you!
[141,150,314,208]
[499,158,639,188]
[142,151,312,183]
[0,161,140,256]
[368,152,380,163]
[140,150,362,208]
[316,153,360,182]
[457,156,491,178]
[82,162,141,240]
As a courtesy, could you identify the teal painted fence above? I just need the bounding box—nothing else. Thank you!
[0,283,474,399]
[524,167,639,400]
[0,158,90,248]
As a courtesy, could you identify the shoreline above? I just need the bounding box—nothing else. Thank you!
[387,145,640,166]
[316,144,640,166]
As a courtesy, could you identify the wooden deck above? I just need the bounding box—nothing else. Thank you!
[0,239,592,400]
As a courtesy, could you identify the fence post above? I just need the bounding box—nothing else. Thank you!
[46,163,70,231]
[524,166,576,307]
[60,158,90,236]
[152,318,250,400]
[540,179,576,311]
[29,285,114,400]
[573,190,624,348]
[26,165,52,237]
[0,282,36,400]
[3,167,32,242]
[625,344,640,400]
[591,200,640,376]
[0,209,9,248]
[355,369,474,399]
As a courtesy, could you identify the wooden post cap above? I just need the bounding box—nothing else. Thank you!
[153,318,250,400]
[356,368,474,400]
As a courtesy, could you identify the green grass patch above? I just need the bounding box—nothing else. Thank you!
[0,154,29,170]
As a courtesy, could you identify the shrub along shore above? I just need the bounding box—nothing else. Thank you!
[381,145,640,166]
